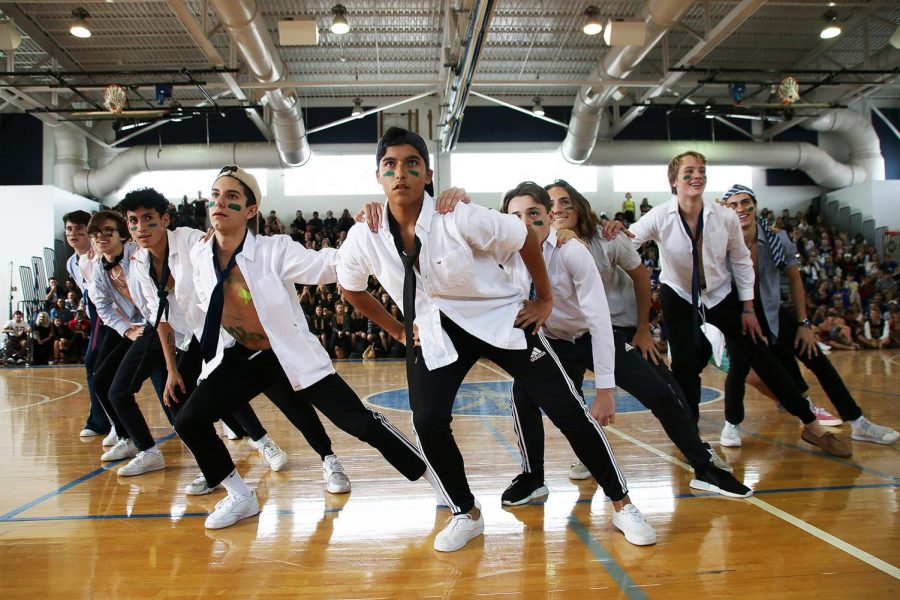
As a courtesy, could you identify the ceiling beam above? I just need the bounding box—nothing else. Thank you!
[0,3,82,71]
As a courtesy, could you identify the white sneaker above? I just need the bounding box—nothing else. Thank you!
[204,491,260,529]
[101,438,138,462]
[252,439,288,472]
[434,510,485,552]
[612,503,657,546]
[851,417,899,445]
[568,461,592,480]
[323,454,351,494]
[79,428,100,438]
[118,450,165,476]
[185,473,221,496]
[102,430,118,447]
[222,422,240,440]
[720,422,742,448]
[708,448,734,473]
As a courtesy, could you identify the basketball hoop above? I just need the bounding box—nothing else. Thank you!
[777,76,800,105]
[103,84,128,113]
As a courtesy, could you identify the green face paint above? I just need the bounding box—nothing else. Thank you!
[227,203,242,211]
[408,169,419,177]
[238,287,252,304]
[564,206,574,211]
[382,171,395,177]
[207,200,216,208]
[682,175,691,181]
[532,220,544,226]
[130,226,137,232]
[147,222,158,228]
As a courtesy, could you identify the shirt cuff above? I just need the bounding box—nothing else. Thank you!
[737,287,754,302]
[594,374,616,389]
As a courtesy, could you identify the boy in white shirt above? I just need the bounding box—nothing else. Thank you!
[338,128,653,552]
[173,166,435,530]
[628,152,850,457]
[500,183,751,502]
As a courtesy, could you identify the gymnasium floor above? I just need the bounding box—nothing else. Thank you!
[0,351,897,598]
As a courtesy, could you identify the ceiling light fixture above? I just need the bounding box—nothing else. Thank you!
[69,8,91,38]
[351,97,364,117]
[532,97,545,117]
[330,4,350,35]
[819,10,841,39]
[583,6,603,36]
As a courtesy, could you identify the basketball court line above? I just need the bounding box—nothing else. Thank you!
[0,432,178,520]
[0,375,84,413]
[475,360,900,580]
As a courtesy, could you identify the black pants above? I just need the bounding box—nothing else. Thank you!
[512,327,713,473]
[724,307,863,425]
[660,286,816,426]
[82,316,111,433]
[92,326,168,440]
[174,344,425,488]
[414,318,628,515]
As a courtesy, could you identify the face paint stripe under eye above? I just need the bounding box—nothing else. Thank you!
[227,203,242,211]
[382,171,395,177]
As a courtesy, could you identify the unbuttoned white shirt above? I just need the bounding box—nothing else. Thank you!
[337,195,528,371]
[629,197,754,308]
[130,227,204,350]
[504,229,616,389]
[89,241,146,337]
[191,231,338,391]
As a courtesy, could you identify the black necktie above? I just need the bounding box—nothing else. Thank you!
[387,208,422,404]
[200,236,245,362]
[129,246,171,390]
[678,209,704,347]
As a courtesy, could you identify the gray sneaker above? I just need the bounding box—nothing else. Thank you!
[323,454,351,494]
[708,448,734,473]
[851,417,899,445]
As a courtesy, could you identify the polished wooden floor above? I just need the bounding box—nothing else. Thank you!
[0,351,897,598]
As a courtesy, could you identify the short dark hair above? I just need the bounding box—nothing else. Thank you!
[62,210,91,226]
[119,188,168,217]
[501,181,551,214]
[88,210,129,239]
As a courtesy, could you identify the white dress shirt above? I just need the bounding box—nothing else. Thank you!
[130,227,203,350]
[89,242,146,337]
[191,231,339,391]
[629,197,755,308]
[337,196,528,371]
[504,229,616,388]
[586,232,642,328]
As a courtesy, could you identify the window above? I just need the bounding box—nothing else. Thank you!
[120,168,267,199]
[612,165,752,194]
[283,154,381,196]
[450,152,597,193]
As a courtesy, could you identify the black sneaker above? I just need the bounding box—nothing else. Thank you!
[690,467,752,498]
[501,472,549,506]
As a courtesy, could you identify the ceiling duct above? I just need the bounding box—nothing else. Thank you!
[561,0,696,164]
[210,0,310,167]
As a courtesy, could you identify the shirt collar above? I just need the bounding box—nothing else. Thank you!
[202,229,256,261]
[666,196,714,218]
[543,227,557,252]
[384,193,435,233]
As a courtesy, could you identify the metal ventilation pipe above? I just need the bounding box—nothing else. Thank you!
[52,126,89,192]
[210,0,310,166]
[580,138,866,190]
[561,0,696,164]
[72,142,281,199]
[802,109,885,182]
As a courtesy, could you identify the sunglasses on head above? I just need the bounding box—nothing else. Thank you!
[219,165,238,175]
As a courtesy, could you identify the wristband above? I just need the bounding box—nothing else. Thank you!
[742,309,755,315]
[799,318,812,328]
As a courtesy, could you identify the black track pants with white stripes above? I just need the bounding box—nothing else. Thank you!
[174,343,427,488]
[411,317,628,515]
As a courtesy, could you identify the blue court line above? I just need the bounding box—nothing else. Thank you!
[480,418,649,600]
[736,429,900,483]
[3,483,895,524]
[1,507,344,524]
[567,516,652,600]
[0,432,178,520]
